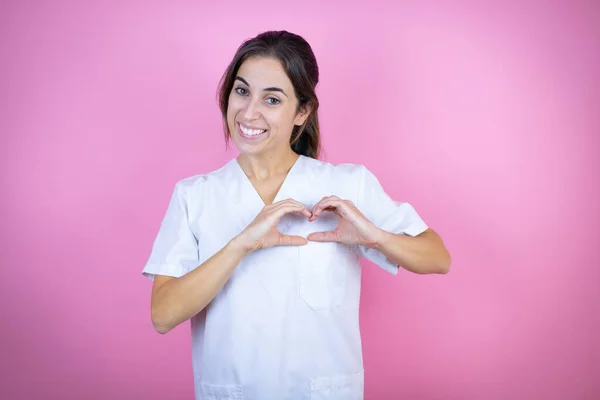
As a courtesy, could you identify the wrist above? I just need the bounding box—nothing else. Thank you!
[227,235,252,257]
[368,228,392,250]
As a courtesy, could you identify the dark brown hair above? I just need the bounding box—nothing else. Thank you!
[217,31,321,159]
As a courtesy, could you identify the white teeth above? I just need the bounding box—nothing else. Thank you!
[239,123,266,136]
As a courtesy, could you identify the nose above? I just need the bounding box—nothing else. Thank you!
[242,98,261,121]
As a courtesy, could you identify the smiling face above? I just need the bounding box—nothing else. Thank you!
[226,56,310,156]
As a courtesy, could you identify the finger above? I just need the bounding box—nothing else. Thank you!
[311,195,339,210]
[311,196,328,208]
[273,204,312,219]
[307,231,339,242]
[310,198,345,220]
[271,200,306,211]
[308,196,334,220]
[271,199,309,214]
[278,235,308,246]
[272,198,305,209]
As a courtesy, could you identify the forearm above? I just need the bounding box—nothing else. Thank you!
[370,229,451,274]
[151,239,248,333]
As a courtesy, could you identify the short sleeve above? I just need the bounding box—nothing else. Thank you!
[355,166,429,275]
[141,182,199,281]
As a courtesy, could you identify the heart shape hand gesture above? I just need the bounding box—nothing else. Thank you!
[234,197,382,254]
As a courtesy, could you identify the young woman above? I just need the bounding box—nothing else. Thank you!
[142,30,450,400]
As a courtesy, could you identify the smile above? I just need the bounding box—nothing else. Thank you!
[238,122,267,139]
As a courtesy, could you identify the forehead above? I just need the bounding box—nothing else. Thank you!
[236,56,293,90]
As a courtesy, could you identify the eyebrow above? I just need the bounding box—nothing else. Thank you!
[235,76,288,97]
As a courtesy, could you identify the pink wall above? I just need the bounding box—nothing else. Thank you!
[1,1,598,399]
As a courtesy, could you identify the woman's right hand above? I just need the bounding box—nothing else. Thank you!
[231,199,312,254]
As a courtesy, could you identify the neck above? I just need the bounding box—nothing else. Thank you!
[237,149,300,181]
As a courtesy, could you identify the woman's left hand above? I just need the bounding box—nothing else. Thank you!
[307,196,382,247]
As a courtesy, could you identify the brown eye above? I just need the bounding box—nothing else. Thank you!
[235,87,248,96]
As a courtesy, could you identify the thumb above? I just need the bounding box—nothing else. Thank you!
[278,235,309,246]
[307,231,338,242]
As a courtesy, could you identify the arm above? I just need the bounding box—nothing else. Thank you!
[370,227,451,274]
[307,195,451,276]
[150,238,247,334]
[149,199,312,334]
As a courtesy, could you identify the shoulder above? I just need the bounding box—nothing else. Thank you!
[171,160,234,199]
[301,156,376,203]
[303,156,369,180]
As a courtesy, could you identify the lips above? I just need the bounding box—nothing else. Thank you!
[238,122,267,139]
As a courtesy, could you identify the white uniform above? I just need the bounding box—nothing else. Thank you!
[142,155,428,400]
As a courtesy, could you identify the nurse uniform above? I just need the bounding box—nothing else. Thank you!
[142,154,428,400]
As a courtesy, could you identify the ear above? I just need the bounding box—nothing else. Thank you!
[293,103,312,126]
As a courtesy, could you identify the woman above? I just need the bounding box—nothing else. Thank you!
[142,30,450,400]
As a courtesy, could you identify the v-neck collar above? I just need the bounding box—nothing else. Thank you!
[232,154,305,207]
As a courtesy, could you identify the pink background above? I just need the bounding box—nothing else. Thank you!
[1,1,598,399]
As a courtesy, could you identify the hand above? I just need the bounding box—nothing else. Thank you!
[307,196,383,247]
[232,199,312,254]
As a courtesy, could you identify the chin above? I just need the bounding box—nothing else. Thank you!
[231,136,265,154]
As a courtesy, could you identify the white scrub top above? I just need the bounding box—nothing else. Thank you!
[142,155,428,400]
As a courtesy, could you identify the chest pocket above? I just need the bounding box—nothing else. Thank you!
[293,213,354,311]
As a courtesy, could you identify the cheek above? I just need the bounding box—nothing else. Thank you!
[227,93,245,112]
[226,101,241,126]
[268,107,295,126]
